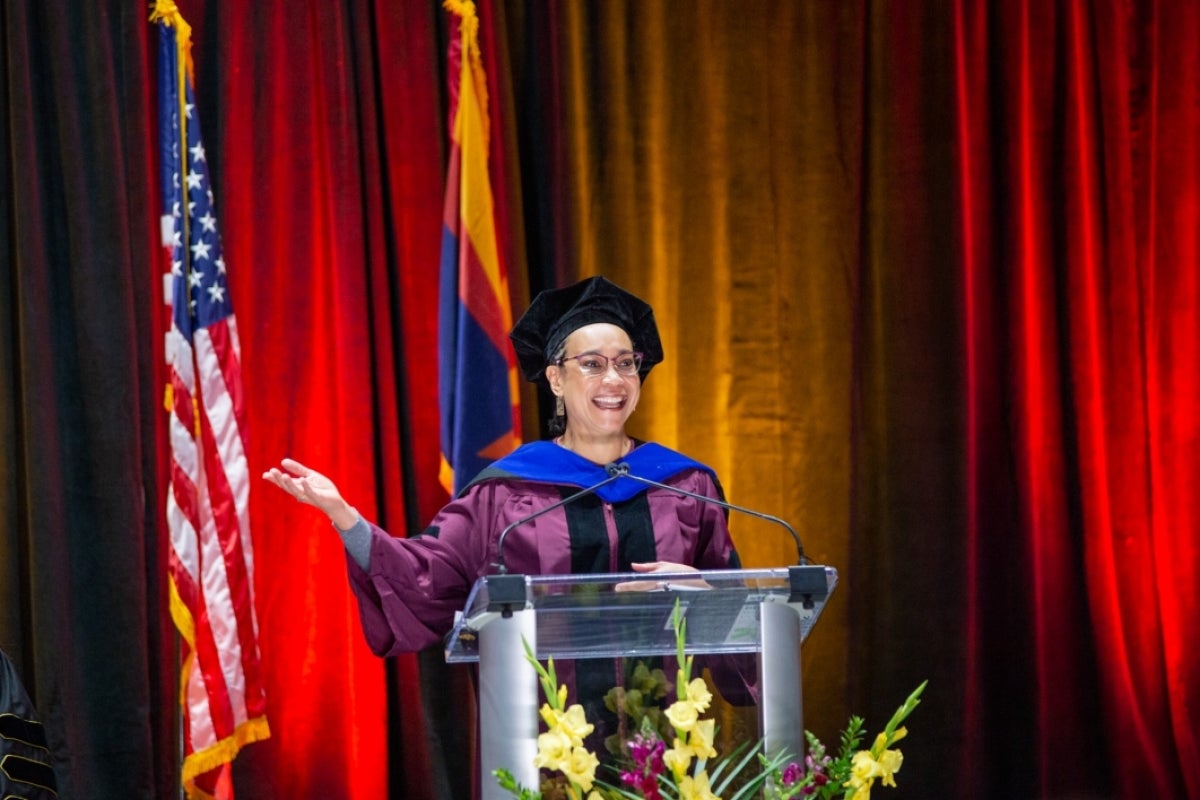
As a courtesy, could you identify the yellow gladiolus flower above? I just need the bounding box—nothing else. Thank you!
[666,698,700,731]
[559,704,594,745]
[663,742,693,779]
[667,676,714,732]
[876,747,904,787]
[561,745,600,791]
[850,750,883,783]
[685,677,712,714]
[539,703,595,748]
[687,718,717,760]
[847,744,904,793]
[679,769,721,800]
[846,782,873,800]
[851,753,881,788]
[534,727,572,771]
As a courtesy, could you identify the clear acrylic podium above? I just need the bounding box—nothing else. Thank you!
[445,565,838,799]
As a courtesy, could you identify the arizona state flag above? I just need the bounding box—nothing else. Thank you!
[439,0,522,494]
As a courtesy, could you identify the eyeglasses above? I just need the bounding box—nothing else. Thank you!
[556,351,644,377]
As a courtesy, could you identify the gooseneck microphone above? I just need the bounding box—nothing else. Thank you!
[494,471,624,574]
[604,462,811,566]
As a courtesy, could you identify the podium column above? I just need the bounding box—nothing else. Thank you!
[478,610,539,800]
[759,599,804,764]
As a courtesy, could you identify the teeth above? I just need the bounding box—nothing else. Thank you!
[594,397,625,408]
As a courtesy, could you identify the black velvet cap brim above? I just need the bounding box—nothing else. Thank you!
[509,276,664,382]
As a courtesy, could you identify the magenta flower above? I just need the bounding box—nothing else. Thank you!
[621,733,667,799]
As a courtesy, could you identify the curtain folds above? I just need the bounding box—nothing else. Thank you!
[196,0,452,795]
[1,1,175,797]
[954,2,1196,795]
[1,1,1196,798]
[1072,3,1199,796]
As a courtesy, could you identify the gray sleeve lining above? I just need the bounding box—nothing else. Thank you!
[335,516,372,570]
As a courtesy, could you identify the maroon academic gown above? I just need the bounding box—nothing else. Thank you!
[345,441,741,656]
[344,441,749,788]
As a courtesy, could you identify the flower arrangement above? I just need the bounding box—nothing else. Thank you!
[496,601,926,800]
[758,680,926,800]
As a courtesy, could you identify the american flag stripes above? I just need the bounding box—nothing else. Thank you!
[153,4,269,798]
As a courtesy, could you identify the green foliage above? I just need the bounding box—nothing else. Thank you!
[820,715,865,798]
[494,768,541,800]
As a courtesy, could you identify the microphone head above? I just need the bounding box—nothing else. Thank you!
[605,462,630,477]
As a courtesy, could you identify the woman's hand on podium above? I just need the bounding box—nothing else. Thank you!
[613,560,711,592]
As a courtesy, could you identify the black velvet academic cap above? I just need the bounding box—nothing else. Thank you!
[509,276,664,382]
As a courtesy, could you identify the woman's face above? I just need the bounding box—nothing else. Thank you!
[546,322,641,440]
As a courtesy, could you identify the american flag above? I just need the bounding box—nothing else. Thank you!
[154,6,269,798]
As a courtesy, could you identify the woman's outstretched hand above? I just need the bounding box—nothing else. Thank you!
[262,458,358,530]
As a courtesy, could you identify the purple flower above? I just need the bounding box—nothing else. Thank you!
[628,733,664,767]
[640,774,663,800]
[781,762,803,786]
[621,733,666,799]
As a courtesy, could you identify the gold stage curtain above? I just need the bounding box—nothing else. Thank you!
[521,0,887,740]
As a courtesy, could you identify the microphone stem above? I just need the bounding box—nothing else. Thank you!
[494,473,622,573]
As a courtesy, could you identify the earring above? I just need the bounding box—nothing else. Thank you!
[555,395,565,416]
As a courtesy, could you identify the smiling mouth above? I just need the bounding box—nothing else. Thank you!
[592,396,626,410]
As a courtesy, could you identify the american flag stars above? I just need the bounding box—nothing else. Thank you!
[167,84,231,329]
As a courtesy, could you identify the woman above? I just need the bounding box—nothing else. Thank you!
[263,276,742,656]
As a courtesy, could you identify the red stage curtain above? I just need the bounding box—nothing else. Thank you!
[957,2,1198,796]
[184,0,448,796]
